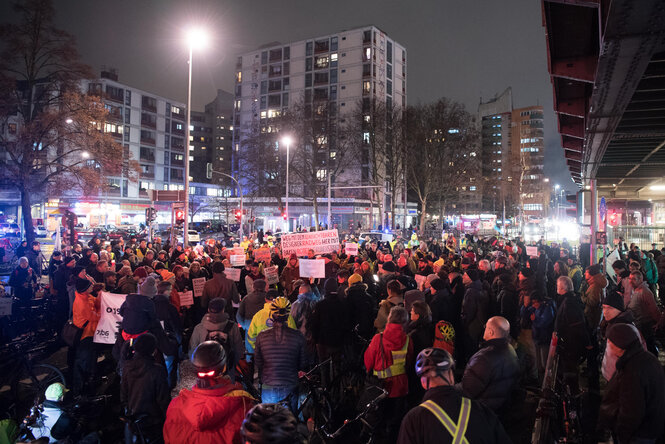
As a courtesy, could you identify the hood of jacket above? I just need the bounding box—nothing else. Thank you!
[177,381,247,429]
[202,312,229,331]
[296,291,319,303]
[123,355,155,379]
[382,322,407,350]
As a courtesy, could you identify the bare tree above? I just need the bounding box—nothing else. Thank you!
[0,0,138,243]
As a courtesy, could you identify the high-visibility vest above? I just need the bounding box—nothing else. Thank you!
[373,337,410,379]
[420,397,471,444]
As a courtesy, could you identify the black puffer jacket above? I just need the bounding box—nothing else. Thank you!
[309,293,351,347]
[461,280,489,343]
[459,337,520,411]
[429,286,458,326]
[495,281,520,340]
[598,343,665,443]
[255,325,307,387]
[120,355,171,422]
[345,284,377,340]
[554,292,590,361]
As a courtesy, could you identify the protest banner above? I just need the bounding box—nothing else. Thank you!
[0,297,12,316]
[299,259,326,278]
[254,248,271,263]
[229,247,245,257]
[281,229,340,257]
[179,291,194,307]
[94,292,126,345]
[345,242,358,256]
[414,274,427,291]
[265,266,279,285]
[192,277,206,297]
[224,267,241,282]
[526,246,538,258]
[230,254,245,267]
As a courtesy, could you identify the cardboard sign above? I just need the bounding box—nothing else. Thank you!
[345,242,358,256]
[224,267,241,282]
[526,246,538,258]
[414,274,427,291]
[265,266,279,285]
[230,254,245,267]
[229,247,244,257]
[179,291,194,307]
[299,259,326,278]
[254,248,271,263]
[281,229,340,257]
[0,297,12,316]
[192,277,206,297]
[94,292,127,344]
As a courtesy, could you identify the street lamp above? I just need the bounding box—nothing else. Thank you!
[281,135,292,232]
[183,27,208,247]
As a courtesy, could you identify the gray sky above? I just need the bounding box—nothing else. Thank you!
[3,0,575,190]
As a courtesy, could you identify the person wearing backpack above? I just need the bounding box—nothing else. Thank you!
[525,291,556,381]
[190,298,244,380]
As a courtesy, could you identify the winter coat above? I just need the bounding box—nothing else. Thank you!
[527,299,556,346]
[202,275,239,319]
[255,325,307,387]
[397,386,512,444]
[189,313,244,369]
[374,295,404,333]
[429,287,458,327]
[120,293,158,335]
[237,290,267,330]
[461,280,489,344]
[496,282,520,340]
[121,355,171,422]
[72,291,100,340]
[459,337,520,411]
[627,283,661,334]
[117,276,138,295]
[406,319,433,356]
[246,303,297,353]
[598,343,665,443]
[8,265,37,301]
[345,284,377,339]
[364,323,414,398]
[309,293,351,347]
[290,290,320,335]
[582,273,607,330]
[554,292,590,362]
[568,265,583,294]
[163,380,254,444]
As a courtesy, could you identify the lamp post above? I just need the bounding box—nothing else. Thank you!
[183,28,207,247]
[209,169,243,240]
[282,136,292,232]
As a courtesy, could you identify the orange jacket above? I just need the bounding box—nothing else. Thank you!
[73,291,101,340]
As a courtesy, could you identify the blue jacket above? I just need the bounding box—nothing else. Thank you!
[524,299,556,346]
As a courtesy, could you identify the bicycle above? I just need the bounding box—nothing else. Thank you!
[320,386,388,444]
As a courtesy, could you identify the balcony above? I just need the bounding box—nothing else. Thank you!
[105,91,124,103]
[142,97,157,113]
[171,108,185,121]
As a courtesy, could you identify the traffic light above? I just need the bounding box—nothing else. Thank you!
[145,207,157,224]
[235,210,242,223]
[282,213,287,221]
[175,209,185,225]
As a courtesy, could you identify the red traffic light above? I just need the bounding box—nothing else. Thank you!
[175,209,185,225]
[282,213,287,220]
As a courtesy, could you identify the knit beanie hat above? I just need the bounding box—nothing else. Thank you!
[253,279,267,291]
[208,297,227,314]
[606,323,641,350]
[602,290,624,311]
[348,273,363,286]
[324,277,338,296]
[431,278,447,291]
[75,277,92,293]
[382,261,396,273]
[139,276,157,298]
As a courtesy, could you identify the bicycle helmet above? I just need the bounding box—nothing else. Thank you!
[415,347,455,377]
[269,297,291,322]
[241,403,304,444]
[191,340,227,378]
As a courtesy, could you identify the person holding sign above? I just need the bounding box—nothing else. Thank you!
[72,278,101,395]
[279,254,300,298]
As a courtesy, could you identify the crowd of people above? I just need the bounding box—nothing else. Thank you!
[3,230,665,443]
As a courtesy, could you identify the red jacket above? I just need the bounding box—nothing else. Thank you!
[364,323,414,398]
[163,380,254,444]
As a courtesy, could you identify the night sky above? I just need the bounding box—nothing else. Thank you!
[1,0,575,191]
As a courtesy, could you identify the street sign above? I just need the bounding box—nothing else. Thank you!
[149,190,186,202]
[599,197,607,222]
[595,231,607,245]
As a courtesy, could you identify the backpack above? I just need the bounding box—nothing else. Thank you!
[206,321,235,365]
[433,320,455,355]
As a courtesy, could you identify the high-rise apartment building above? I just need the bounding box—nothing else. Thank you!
[232,26,407,226]
[479,88,546,219]
[205,90,234,189]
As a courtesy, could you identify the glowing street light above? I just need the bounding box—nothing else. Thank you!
[182,26,208,246]
[81,151,90,158]
[281,136,292,231]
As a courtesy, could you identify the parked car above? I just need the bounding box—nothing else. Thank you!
[34,225,49,237]
[176,230,200,245]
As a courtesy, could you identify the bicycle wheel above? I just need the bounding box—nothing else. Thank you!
[328,367,366,416]
[14,363,66,408]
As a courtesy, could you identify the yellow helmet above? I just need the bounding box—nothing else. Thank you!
[269,297,291,321]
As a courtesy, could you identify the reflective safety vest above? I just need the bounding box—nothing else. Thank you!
[420,398,471,444]
[373,336,410,379]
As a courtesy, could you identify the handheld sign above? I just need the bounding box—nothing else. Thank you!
[281,229,340,257]
[265,266,279,285]
[254,248,271,263]
[230,255,245,267]
[299,259,326,278]
[224,267,241,282]
[414,274,427,291]
[94,292,127,344]
[192,277,206,297]
[179,291,194,307]
[526,246,538,258]
[345,242,358,256]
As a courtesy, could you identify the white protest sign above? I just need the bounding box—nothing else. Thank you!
[299,259,326,278]
[192,277,206,297]
[414,274,427,291]
[230,255,245,267]
[606,248,620,283]
[265,266,279,285]
[0,297,12,316]
[179,291,194,307]
[224,268,241,282]
[281,229,340,257]
[345,242,358,256]
[526,246,538,257]
[94,291,127,344]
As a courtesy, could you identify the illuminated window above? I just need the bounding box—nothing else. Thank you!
[363,81,371,93]
[363,132,370,143]
[236,71,242,82]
